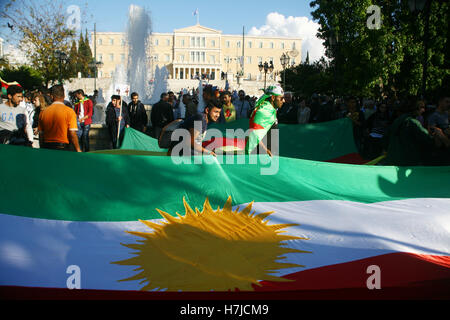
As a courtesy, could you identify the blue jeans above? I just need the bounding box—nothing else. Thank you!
[77,123,91,152]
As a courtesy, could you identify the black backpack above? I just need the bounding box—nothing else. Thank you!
[158,119,184,149]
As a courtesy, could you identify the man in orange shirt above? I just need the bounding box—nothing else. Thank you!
[38,85,81,152]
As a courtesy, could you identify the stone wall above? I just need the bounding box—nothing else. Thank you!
[65,77,280,100]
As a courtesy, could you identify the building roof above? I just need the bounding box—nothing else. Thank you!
[174,24,222,34]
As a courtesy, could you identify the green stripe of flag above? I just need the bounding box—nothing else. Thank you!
[1,144,449,222]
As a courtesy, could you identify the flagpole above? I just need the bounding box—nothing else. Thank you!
[116,100,122,148]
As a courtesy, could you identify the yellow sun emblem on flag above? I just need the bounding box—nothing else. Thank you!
[113,197,309,292]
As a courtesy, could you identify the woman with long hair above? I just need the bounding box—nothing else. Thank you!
[32,92,48,136]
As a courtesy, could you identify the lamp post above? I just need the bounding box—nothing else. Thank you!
[258,60,274,90]
[328,31,339,96]
[224,57,236,81]
[89,60,104,91]
[408,0,430,99]
[280,53,290,90]
[55,50,68,85]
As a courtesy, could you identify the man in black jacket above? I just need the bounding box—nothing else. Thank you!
[105,95,130,149]
[128,92,148,133]
[150,92,174,139]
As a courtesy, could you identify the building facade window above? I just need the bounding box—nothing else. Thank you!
[211,40,215,47]
[259,41,263,48]
[237,41,241,48]
[166,39,170,46]
[109,53,114,61]
[226,41,230,48]
[248,41,252,48]
[120,54,125,62]
[109,39,114,45]
[270,42,274,49]
[98,38,102,45]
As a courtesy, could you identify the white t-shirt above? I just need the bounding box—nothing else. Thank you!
[79,101,85,119]
[0,103,30,132]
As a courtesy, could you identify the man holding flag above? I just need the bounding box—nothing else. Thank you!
[105,95,130,149]
[245,85,285,156]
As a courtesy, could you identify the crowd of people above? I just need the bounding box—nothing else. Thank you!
[1,82,449,166]
[274,92,450,165]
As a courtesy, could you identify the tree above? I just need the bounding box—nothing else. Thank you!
[310,0,449,100]
[68,39,79,78]
[281,58,332,98]
[84,29,95,77]
[0,0,89,87]
[76,29,94,78]
[0,65,44,90]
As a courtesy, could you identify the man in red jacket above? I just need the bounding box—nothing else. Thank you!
[74,89,94,152]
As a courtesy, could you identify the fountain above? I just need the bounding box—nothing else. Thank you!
[92,4,172,126]
[126,5,152,102]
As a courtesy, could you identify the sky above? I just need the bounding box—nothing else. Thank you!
[1,0,325,62]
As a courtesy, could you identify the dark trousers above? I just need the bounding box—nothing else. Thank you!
[41,142,70,151]
[77,123,91,152]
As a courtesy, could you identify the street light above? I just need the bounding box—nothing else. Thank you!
[408,0,431,99]
[224,57,236,81]
[328,31,339,95]
[258,60,274,90]
[280,53,290,90]
[89,60,104,91]
[55,50,68,85]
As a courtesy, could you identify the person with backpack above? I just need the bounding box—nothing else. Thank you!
[150,93,174,139]
[165,99,222,157]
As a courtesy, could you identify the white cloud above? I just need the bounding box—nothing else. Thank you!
[248,12,325,63]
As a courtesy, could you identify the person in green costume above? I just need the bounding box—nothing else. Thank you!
[245,85,285,156]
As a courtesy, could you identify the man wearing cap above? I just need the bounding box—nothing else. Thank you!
[245,85,285,156]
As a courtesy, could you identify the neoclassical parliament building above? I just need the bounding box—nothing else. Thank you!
[93,24,302,84]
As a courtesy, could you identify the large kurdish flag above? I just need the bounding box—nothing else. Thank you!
[115,118,364,164]
[0,144,449,299]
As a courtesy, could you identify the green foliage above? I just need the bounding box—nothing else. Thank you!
[1,0,93,86]
[1,0,75,87]
[0,65,44,90]
[281,58,332,97]
[308,0,449,100]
